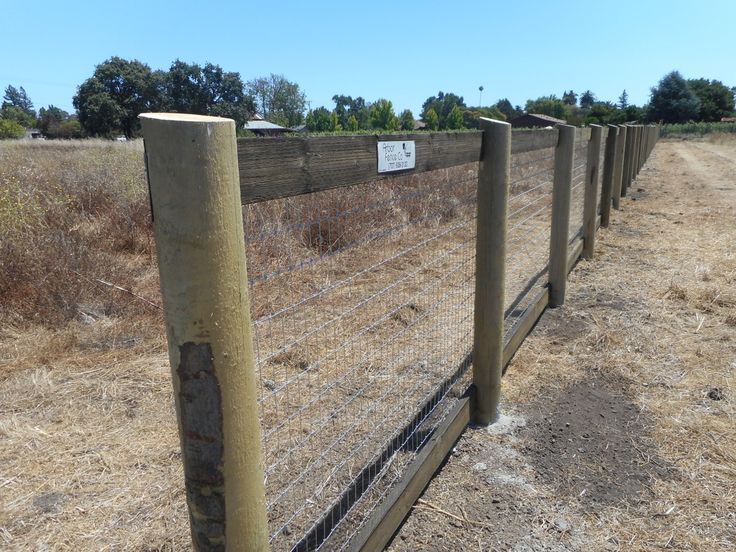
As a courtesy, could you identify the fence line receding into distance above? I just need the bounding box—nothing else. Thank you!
[141,116,659,552]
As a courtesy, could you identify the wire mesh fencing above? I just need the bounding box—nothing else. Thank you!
[569,137,589,243]
[243,165,478,550]
[504,146,555,341]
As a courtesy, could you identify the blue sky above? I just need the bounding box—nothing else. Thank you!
[1,0,733,116]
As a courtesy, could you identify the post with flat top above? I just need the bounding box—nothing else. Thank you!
[472,118,510,426]
[582,125,603,258]
[611,125,627,209]
[600,125,618,227]
[140,113,270,551]
[548,125,575,308]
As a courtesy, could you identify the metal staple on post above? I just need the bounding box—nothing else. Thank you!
[472,117,511,426]
[582,125,602,258]
[548,124,575,308]
[600,125,618,227]
[140,113,270,551]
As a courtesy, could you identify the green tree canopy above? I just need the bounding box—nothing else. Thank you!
[247,74,306,127]
[0,118,25,139]
[421,91,466,129]
[461,106,506,129]
[494,98,520,121]
[579,90,596,110]
[687,78,735,122]
[163,60,253,126]
[524,96,571,121]
[618,90,629,109]
[423,107,439,130]
[305,106,341,131]
[2,85,36,128]
[562,90,577,106]
[332,94,370,130]
[647,71,700,123]
[369,99,399,131]
[399,109,414,131]
[73,57,161,137]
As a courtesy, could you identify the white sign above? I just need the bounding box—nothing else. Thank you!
[377,141,416,173]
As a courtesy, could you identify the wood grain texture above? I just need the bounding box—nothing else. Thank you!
[237,128,560,204]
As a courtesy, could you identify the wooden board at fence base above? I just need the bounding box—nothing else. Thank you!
[503,287,549,369]
[237,128,561,204]
[347,395,472,552]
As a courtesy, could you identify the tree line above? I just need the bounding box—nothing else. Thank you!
[1,59,734,140]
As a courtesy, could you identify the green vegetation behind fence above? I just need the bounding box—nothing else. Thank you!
[660,121,736,137]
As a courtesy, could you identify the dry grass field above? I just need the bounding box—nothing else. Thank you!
[0,134,733,550]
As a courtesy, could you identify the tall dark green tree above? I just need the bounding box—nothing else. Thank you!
[305,107,339,131]
[332,95,370,129]
[73,57,161,137]
[562,90,577,106]
[399,109,414,131]
[421,91,466,129]
[2,85,36,128]
[494,98,520,120]
[369,99,399,131]
[687,78,735,122]
[163,60,253,126]
[647,71,700,123]
[618,89,629,109]
[579,90,596,110]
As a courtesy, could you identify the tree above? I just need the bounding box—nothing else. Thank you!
[647,71,700,123]
[346,115,359,131]
[445,105,464,129]
[687,78,735,122]
[618,90,629,110]
[74,57,161,137]
[421,91,466,129]
[369,99,399,131]
[461,106,506,129]
[562,90,577,106]
[2,85,35,116]
[0,118,25,139]
[423,108,439,130]
[246,74,306,127]
[525,96,571,121]
[399,109,414,131]
[579,90,596,110]
[163,60,253,126]
[494,98,520,120]
[332,94,370,129]
[305,106,340,131]
[2,85,36,128]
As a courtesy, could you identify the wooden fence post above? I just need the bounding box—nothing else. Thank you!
[140,113,270,551]
[611,125,627,210]
[472,118,510,426]
[635,125,642,177]
[623,124,636,195]
[600,125,618,227]
[582,125,602,258]
[548,125,575,308]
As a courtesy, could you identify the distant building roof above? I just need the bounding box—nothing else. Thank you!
[244,120,288,131]
[413,120,428,131]
[721,116,736,122]
[508,113,567,128]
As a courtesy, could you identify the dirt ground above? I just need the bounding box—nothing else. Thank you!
[389,137,736,551]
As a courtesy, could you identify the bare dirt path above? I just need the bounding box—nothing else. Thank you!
[389,137,736,552]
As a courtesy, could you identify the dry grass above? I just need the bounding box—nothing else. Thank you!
[391,135,736,552]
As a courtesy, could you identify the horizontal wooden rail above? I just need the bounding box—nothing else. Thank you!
[237,128,561,204]
[502,287,549,368]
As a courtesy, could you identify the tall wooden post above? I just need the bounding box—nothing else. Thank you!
[600,125,618,227]
[622,124,636,196]
[472,118,510,426]
[611,125,627,210]
[548,125,575,308]
[140,113,270,551]
[582,125,602,258]
[634,125,642,177]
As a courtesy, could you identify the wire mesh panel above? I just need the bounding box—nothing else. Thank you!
[504,145,555,341]
[569,138,588,243]
[243,165,478,550]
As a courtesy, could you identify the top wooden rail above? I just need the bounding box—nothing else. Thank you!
[237,128,559,204]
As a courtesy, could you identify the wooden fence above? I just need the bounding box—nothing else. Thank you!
[141,115,659,551]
